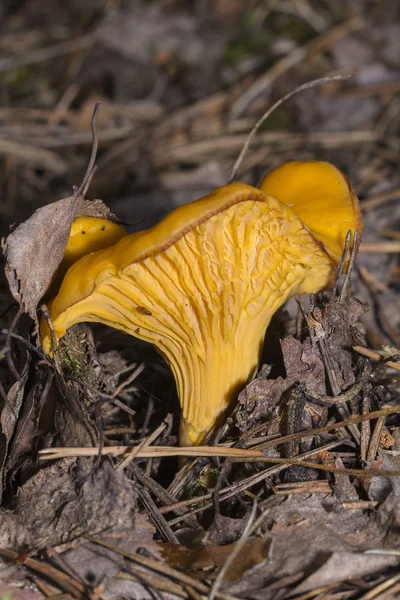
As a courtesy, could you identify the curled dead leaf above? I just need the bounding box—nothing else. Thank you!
[1,195,112,327]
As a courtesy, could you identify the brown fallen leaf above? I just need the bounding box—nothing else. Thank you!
[0,361,30,501]
[1,195,111,327]
[159,537,271,582]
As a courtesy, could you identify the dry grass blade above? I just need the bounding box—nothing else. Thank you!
[229,73,351,182]
[39,444,400,477]
[73,102,101,200]
[359,242,400,253]
[39,445,265,460]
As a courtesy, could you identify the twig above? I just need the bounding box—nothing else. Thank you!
[330,230,352,301]
[353,345,400,371]
[130,463,198,528]
[358,572,400,600]
[303,363,371,406]
[361,393,371,462]
[340,229,359,302]
[40,444,265,460]
[73,102,101,200]
[38,443,400,476]
[115,422,166,471]
[229,73,351,182]
[133,482,179,544]
[155,130,379,167]
[367,416,386,462]
[113,362,145,397]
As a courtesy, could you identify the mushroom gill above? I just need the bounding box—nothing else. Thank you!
[41,162,362,446]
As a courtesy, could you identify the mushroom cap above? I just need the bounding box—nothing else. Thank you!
[62,216,128,272]
[40,164,362,445]
[259,161,362,266]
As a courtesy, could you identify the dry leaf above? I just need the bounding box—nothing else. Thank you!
[160,537,271,582]
[2,195,111,326]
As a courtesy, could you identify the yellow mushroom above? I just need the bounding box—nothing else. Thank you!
[40,161,362,446]
[61,216,128,273]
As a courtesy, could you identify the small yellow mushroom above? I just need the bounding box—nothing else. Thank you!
[41,161,362,446]
[62,216,128,272]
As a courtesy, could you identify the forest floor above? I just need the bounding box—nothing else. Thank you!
[0,1,400,599]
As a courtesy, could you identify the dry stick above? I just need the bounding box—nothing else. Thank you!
[116,568,190,599]
[208,501,258,600]
[134,482,179,545]
[229,73,351,183]
[353,346,400,372]
[115,422,166,471]
[361,393,371,462]
[155,130,378,167]
[330,229,352,301]
[73,102,101,200]
[113,362,145,397]
[130,463,198,529]
[40,445,265,460]
[340,229,359,302]
[378,228,400,242]
[302,364,370,406]
[367,416,386,462]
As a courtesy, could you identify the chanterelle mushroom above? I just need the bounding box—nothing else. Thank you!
[41,161,362,446]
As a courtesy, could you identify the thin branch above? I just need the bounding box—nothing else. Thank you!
[330,229,352,301]
[340,229,359,302]
[73,102,102,200]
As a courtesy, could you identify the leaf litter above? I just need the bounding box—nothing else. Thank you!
[1,2,400,599]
